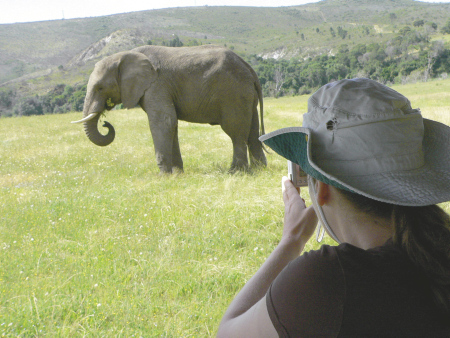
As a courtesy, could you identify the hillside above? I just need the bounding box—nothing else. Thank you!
[1,0,450,115]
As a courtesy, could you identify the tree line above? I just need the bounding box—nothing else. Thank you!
[2,23,450,117]
[251,23,450,97]
[0,83,86,118]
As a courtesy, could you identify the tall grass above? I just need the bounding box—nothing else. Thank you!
[1,80,449,336]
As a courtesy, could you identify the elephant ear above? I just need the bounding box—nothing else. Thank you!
[118,52,157,109]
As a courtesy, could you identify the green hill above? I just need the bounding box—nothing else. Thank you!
[1,0,450,116]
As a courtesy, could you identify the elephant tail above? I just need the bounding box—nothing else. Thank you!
[255,80,269,154]
[255,80,265,137]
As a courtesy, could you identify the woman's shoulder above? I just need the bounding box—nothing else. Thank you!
[267,244,347,337]
[332,239,413,272]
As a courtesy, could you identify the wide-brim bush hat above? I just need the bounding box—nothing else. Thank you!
[260,78,450,206]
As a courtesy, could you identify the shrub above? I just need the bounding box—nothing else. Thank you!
[19,97,43,116]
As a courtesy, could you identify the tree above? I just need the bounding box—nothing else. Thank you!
[162,35,184,47]
[440,20,450,34]
[363,26,370,36]
[338,44,349,54]
[398,26,412,36]
[19,97,43,116]
[432,48,450,75]
[0,88,15,110]
[385,45,400,59]
[68,89,86,112]
[326,63,349,82]
[187,39,200,46]
[169,35,183,47]
[330,27,336,38]
[413,20,424,27]
[425,40,446,81]
[274,67,285,97]
[337,26,347,39]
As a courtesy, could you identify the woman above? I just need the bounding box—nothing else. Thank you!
[217,78,450,337]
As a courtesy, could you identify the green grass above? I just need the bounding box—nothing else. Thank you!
[1,81,449,336]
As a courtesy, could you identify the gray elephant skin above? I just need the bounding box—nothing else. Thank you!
[72,45,267,173]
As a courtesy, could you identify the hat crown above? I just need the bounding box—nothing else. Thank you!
[303,78,424,177]
[304,78,418,129]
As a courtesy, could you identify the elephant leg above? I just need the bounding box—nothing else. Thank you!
[171,124,183,171]
[220,104,251,172]
[140,87,182,173]
[223,116,250,172]
[248,107,267,168]
[148,123,173,173]
[145,107,179,173]
[230,137,249,172]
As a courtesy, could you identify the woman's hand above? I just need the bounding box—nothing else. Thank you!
[281,177,318,254]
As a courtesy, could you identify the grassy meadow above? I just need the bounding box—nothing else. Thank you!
[1,80,450,336]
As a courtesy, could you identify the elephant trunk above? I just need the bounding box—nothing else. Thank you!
[82,109,115,147]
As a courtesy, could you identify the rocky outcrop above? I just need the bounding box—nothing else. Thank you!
[67,34,114,67]
[66,29,147,68]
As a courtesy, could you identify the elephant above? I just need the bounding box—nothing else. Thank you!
[72,45,267,173]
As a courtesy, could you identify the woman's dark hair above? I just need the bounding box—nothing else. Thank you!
[337,188,450,318]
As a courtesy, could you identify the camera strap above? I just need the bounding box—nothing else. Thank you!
[316,223,325,242]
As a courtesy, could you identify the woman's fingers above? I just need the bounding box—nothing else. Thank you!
[281,177,318,246]
[282,176,302,200]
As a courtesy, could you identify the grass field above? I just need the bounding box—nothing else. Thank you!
[1,79,449,336]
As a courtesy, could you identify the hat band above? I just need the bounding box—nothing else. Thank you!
[317,150,424,176]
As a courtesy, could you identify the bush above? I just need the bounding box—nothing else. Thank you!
[68,90,86,112]
[413,20,424,27]
[1,83,87,118]
[441,20,450,34]
[42,83,87,114]
[19,97,43,116]
[0,88,15,110]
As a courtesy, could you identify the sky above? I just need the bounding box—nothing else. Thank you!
[1,0,450,25]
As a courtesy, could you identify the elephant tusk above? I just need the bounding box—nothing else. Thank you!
[71,113,99,124]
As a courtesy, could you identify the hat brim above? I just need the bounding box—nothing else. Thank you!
[259,119,450,206]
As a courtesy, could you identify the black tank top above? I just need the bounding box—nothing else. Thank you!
[266,241,449,337]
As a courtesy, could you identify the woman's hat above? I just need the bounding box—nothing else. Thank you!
[260,78,450,206]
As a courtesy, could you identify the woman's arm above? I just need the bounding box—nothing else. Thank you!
[217,178,318,337]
